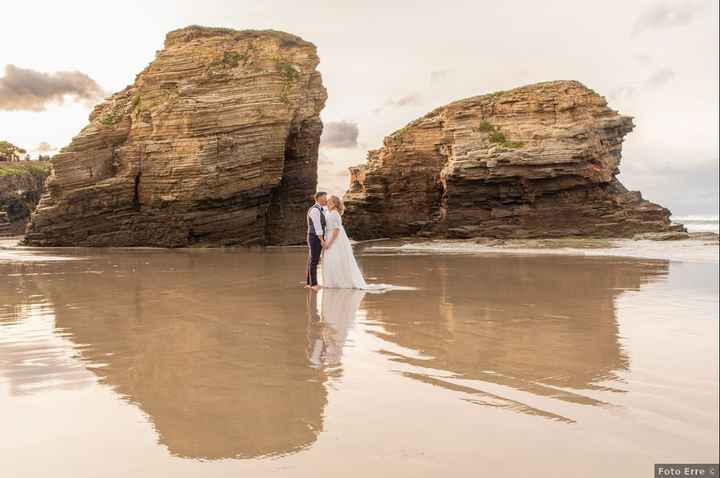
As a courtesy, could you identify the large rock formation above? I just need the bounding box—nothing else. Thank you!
[25,26,326,247]
[344,81,681,239]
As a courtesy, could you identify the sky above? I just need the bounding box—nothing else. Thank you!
[1,0,718,216]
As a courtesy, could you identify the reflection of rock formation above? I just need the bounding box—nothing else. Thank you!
[26,26,327,247]
[2,247,672,445]
[306,289,364,368]
[3,251,330,459]
[360,254,669,421]
[0,302,96,396]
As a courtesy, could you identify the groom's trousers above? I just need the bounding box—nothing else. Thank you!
[306,234,322,286]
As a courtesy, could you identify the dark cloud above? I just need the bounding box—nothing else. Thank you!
[632,0,708,35]
[0,64,105,111]
[321,121,359,148]
[34,141,57,153]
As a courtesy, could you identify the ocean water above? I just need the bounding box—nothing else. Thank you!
[673,215,720,234]
[366,238,719,264]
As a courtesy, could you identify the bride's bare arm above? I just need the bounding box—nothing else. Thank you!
[324,210,341,249]
[326,229,339,248]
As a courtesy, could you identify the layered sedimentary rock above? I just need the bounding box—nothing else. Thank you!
[0,212,10,236]
[25,26,326,246]
[344,81,681,239]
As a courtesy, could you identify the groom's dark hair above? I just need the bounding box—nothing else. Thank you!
[314,191,327,201]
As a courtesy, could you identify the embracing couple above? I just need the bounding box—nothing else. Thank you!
[305,191,371,292]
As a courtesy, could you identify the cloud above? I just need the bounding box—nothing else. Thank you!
[634,54,653,65]
[34,141,57,153]
[0,64,105,111]
[389,93,422,107]
[632,0,708,35]
[430,69,452,82]
[373,92,423,114]
[608,67,676,100]
[645,67,675,88]
[321,121,359,148]
[608,86,637,100]
[317,151,347,177]
[317,150,352,195]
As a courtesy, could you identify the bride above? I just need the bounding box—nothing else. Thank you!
[321,195,373,289]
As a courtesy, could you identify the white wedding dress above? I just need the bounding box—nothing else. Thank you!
[321,210,371,289]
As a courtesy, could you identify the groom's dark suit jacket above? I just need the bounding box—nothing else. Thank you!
[306,204,326,286]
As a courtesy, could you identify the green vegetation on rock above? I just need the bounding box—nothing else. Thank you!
[477,120,494,132]
[221,51,244,67]
[488,130,506,143]
[275,58,299,103]
[223,51,245,68]
[0,161,51,227]
[209,50,246,71]
[478,120,525,149]
[0,161,51,178]
[98,111,121,125]
[275,58,299,82]
[0,140,27,161]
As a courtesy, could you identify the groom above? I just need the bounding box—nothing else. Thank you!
[306,192,327,291]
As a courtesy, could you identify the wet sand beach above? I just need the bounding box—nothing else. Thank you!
[1,240,718,477]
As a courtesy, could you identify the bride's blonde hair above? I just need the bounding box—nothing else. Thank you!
[327,195,345,215]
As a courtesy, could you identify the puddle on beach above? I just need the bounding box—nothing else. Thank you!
[1,244,718,477]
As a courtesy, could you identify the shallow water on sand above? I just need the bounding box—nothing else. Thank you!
[1,244,718,477]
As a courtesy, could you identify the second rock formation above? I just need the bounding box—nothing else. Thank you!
[344,81,681,240]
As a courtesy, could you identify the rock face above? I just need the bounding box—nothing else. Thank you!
[25,26,326,247]
[0,212,10,236]
[344,81,681,240]
[0,161,51,235]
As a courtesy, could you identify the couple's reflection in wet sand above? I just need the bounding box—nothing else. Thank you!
[0,249,670,459]
[306,288,365,370]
